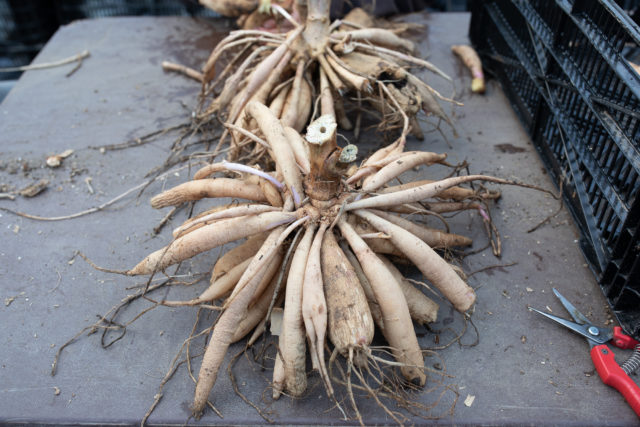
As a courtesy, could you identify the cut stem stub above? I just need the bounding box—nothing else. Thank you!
[304,114,342,201]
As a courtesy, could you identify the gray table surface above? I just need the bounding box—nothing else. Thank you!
[0,12,637,426]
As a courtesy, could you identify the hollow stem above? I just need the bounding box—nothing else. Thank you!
[304,114,339,200]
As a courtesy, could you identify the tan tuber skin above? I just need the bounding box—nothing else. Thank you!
[128,211,296,275]
[353,209,476,312]
[124,98,517,419]
[451,44,485,94]
[302,222,334,396]
[321,231,374,365]
[274,225,315,398]
[51,1,536,422]
[192,226,287,416]
[188,0,456,167]
[211,232,268,280]
[337,217,427,386]
[161,257,252,307]
[378,255,439,325]
[199,0,258,17]
[151,178,267,208]
[340,242,385,333]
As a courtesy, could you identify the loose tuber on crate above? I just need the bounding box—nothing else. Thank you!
[451,44,486,94]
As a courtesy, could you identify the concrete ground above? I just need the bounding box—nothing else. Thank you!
[0,13,636,426]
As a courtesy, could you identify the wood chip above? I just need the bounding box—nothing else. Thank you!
[46,149,74,168]
[85,177,94,194]
[269,307,284,336]
[464,394,475,407]
[19,179,49,197]
[5,292,25,306]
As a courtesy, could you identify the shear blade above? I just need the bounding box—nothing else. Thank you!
[528,307,610,345]
[552,288,591,325]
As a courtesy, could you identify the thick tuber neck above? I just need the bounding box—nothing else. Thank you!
[303,0,331,57]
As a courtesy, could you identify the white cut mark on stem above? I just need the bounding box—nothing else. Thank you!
[222,160,284,189]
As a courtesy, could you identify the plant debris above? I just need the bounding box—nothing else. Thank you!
[463,394,475,407]
[5,292,25,307]
[19,179,49,197]
[46,149,74,168]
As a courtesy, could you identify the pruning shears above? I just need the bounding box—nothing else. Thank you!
[530,288,640,417]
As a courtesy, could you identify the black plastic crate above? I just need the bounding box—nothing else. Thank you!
[55,0,219,24]
[470,0,640,338]
[0,0,58,79]
[1,1,219,81]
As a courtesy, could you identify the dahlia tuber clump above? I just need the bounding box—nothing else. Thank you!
[189,0,456,165]
[127,100,507,419]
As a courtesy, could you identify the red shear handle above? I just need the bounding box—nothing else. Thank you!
[613,326,640,350]
[591,345,640,417]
